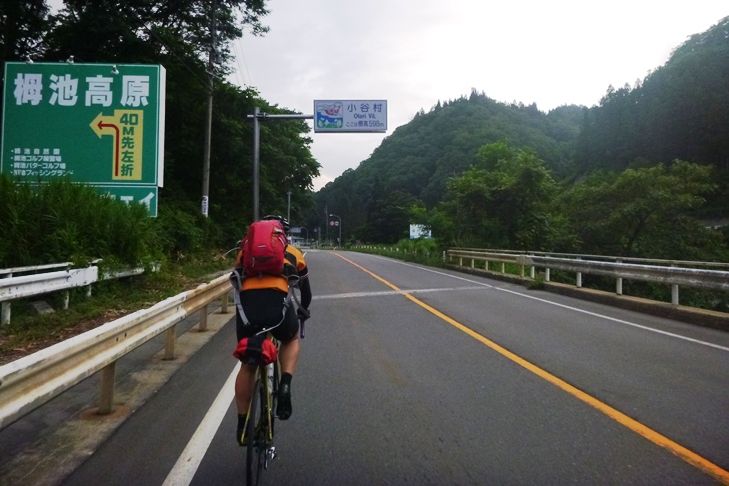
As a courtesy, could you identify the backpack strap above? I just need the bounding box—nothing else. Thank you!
[229,269,252,326]
[229,268,294,334]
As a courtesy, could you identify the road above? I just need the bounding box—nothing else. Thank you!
[60,250,729,484]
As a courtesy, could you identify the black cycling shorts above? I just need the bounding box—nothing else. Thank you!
[235,288,299,343]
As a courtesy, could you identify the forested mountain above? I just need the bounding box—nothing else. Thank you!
[313,16,729,250]
[575,15,729,217]
[314,93,584,241]
[576,16,729,173]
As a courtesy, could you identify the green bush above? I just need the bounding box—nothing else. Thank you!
[350,238,444,266]
[0,176,159,267]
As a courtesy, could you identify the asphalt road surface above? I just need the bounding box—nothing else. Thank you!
[59,250,729,484]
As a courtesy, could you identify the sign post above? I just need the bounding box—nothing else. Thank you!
[1,62,166,216]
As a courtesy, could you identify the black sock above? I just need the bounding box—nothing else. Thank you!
[280,372,292,387]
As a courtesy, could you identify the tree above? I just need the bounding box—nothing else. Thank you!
[558,161,722,258]
[45,1,267,75]
[0,1,52,124]
[433,143,563,249]
[0,0,50,62]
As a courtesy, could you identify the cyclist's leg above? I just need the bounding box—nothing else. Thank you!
[234,298,260,445]
[272,306,300,419]
[278,335,300,374]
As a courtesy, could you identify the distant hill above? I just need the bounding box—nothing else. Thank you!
[313,92,584,237]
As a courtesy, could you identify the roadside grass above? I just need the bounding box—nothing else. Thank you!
[0,250,235,365]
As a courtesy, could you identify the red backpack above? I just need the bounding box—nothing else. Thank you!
[240,220,287,277]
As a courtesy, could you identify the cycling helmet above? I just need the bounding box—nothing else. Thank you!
[262,214,290,232]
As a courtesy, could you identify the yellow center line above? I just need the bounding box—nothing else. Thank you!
[333,252,729,484]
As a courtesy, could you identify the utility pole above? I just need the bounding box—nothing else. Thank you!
[325,204,329,243]
[247,111,310,221]
[287,190,292,221]
[201,5,216,217]
[252,107,260,220]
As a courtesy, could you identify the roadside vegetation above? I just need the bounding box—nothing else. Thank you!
[0,176,238,364]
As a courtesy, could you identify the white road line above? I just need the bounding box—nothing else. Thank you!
[360,253,729,353]
[163,363,239,486]
[313,285,487,300]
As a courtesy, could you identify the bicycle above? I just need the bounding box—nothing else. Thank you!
[241,331,280,486]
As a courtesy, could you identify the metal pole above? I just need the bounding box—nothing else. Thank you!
[253,106,260,221]
[1,272,11,326]
[245,111,312,222]
[98,361,116,415]
[201,5,215,218]
[329,213,341,245]
[287,191,292,221]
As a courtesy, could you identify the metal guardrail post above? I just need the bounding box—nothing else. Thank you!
[63,290,70,310]
[545,268,550,282]
[98,362,116,415]
[485,260,489,271]
[670,264,679,305]
[672,285,680,305]
[501,262,505,273]
[198,305,209,332]
[470,259,475,269]
[164,327,176,360]
[576,257,583,288]
[530,266,535,279]
[1,272,11,326]
[220,292,229,313]
[616,260,623,295]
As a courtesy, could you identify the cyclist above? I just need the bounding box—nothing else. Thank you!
[233,215,312,446]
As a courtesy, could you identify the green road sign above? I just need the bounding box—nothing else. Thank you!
[1,62,166,216]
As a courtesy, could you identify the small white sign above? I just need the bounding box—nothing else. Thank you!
[409,224,432,239]
[314,100,387,133]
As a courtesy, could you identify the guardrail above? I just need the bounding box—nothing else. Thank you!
[0,262,154,326]
[446,249,729,306]
[0,273,232,429]
[450,248,729,269]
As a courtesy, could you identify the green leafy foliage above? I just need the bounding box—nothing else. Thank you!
[433,144,563,250]
[0,175,159,267]
[557,161,726,259]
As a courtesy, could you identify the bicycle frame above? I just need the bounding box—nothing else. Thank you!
[244,336,280,486]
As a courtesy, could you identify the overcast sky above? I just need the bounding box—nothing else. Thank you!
[230,1,728,190]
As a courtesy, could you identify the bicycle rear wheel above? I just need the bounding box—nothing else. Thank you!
[245,375,263,486]
[268,360,280,438]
